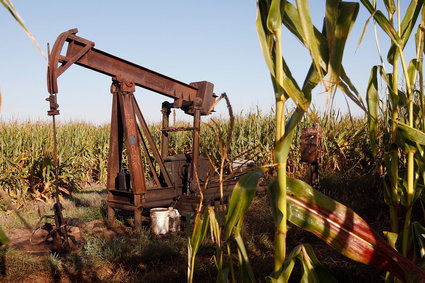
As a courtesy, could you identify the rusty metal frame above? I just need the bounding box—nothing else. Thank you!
[48,29,216,115]
[47,29,233,230]
[300,124,322,187]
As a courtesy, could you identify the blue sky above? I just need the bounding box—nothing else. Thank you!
[0,1,415,124]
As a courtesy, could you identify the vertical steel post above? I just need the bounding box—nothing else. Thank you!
[106,92,117,225]
[116,81,146,194]
[161,102,171,158]
[190,98,202,191]
[108,78,146,229]
[106,91,122,225]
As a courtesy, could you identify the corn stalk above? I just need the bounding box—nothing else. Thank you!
[257,0,362,279]
[361,0,425,269]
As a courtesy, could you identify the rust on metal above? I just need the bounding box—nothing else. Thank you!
[47,29,235,229]
[300,123,322,188]
[300,123,322,164]
[48,28,216,115]
[160,103,171,158]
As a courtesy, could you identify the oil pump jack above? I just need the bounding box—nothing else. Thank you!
[46,29,236,230]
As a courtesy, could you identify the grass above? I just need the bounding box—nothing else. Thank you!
[0,187,189,282]
[0,168,388,282]
[0,246,48,281]
[0,187,107,231]
[82,231,187,281]
[46,252,64,274]
[60,187,107,223]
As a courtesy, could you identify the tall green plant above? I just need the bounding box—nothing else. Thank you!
[361,0,425,267]
[257,0,362,278]
[257,0,425,282]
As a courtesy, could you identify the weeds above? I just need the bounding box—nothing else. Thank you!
[0,247,47,281]
[47,252,63,274]
[82,230,187,282]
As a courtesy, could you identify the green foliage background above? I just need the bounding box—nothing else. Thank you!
[0,111,374,204]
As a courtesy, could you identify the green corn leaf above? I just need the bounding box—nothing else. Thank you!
[327,2,359,86]
[219,170,265,282]
[268,176,284,231]
[281,1,328,104]
[412,222,425,261]
[415,7,425,68]
[267,0,283,33]
[407,58,419,92]
[397,89,408,108]
[224,169,265,241]
[416,143,424,158]
[281,57,309,110]
[302,65,321,103]
[376,65,391,87]
[295,0,325,76]
[383,0,396,16]
[267,244,336,283]
[279,246,297,282]
[274,110,302,166]
[360,0,402,50]
[396,120,425,145]
[258,0,309,110]
[188,210,210,283]
[207,207,228,282]
[1,0,45,57]
[282,1,329,68]
[387,0,423,63]
[366,66,379,158]
[298,244,337,283]
[337,79,366,113]
[257,0,276,77]
[285,107,306,138]
[413,183,424,206]
[234,228,255,283]
[283,177,425,282]
[357,11,379,52]
[383,231,398,249]
[325,0,340,55]
[396,135,420,155]
[268,0,285,101]
[339,67,367,112]
[216,265,229,283]
[281,1,305,42]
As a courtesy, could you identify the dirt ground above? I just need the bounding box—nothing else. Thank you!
[3,219,133,282]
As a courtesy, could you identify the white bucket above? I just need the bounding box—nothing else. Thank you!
[150,208,170,235]
[168,207,181,233]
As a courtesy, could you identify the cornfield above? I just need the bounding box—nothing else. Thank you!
[1,0,425,281]
[0,110,374,204]
[0,121,109,204]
